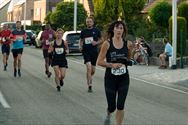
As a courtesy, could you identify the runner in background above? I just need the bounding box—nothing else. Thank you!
[10,21,26,77]
[40,24,56,78]
[48,28,69,92]
[80,16,102,92]
[0,24,11,71]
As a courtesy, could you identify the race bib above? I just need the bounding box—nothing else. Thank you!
[49,34,53,39]
[55,48,64,54]
[2,37,6,42]
[85,37,93,44]
[111,66,126,75]
[16,36,23,41]
[46,40,50,45]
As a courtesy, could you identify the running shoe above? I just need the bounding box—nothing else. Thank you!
[57,86,61,92]
[14,69,17,77]
[4,65,7,71]
[47,72,52,78]
[104,115,111,125]
[60,80,64,86]
[88,86,93,93]
[18,69,21,77]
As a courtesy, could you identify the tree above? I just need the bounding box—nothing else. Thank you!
[149,1,172,29]
[47,2,87,31]
[178,1,188,38]
[44,12,52,24]
[93,0,145,30]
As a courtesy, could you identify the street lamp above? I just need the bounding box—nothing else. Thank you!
[171,0,177,69]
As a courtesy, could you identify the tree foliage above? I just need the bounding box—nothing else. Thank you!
[149,1,172,29]
[178,1,188,37]
[45,2,87,30]
[44,12,52,24]
[93,0,145,30]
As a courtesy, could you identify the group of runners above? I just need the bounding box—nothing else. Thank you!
[0,21,26,77]
[0,17,133,125]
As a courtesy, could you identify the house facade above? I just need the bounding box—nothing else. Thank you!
[6,0,34,25]
[0,0,11,23]
[33,0,62,23]
[64,0,94,15]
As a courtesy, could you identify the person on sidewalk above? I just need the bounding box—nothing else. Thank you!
[40,24,56,78]
[10,21,27,77]
[97,20,133,125]
[79,16,102,92]
[0,24,11,71]
[159,38,172,69]
[48,28,69,92]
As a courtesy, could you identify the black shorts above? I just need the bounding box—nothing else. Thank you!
[12,48,23,58]
[1,44,10,55]
[51,59,68,68]
[83,51,98,66]
[43,49,53,59]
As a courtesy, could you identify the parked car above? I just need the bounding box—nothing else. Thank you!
[0,21,16,31]
[34,30,43,48]
[62,31,81,53]
[25,30,36,45]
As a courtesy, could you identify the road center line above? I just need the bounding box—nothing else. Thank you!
[0,90,11,108]
[68,58,188,95]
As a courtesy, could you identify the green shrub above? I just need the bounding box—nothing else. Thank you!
[169,16,187,56]
[178,1,188,38]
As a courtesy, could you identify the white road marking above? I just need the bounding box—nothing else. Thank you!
[0,90,11,108]
[68,58,188,95]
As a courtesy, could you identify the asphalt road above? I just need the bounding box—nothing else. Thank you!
[0,46,188,125]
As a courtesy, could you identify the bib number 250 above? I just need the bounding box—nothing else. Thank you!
[111,66,126,75]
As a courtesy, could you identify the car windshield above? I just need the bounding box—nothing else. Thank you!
[26,32,33,36]
[66,33,80,43]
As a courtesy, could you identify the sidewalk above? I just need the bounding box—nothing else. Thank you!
[129,65,188,88]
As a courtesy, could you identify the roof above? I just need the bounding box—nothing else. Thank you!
[8,0,25,12]
[0,0,11,9]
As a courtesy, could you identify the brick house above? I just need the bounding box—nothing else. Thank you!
[33,0,62,24]
[62,0,94,15]
[7,0,34,25]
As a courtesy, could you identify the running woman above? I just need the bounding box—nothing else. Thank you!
[97,21,133,125]
[40,24,56,78]
[80,16,102,92]
[10,21,26,77]
[0,24,11,71]
[48,28,69,92]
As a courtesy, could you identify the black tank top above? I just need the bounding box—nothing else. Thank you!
[53,40,66,60]
[105,39,129,76]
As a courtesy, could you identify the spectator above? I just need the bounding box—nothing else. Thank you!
[159,38,172,69]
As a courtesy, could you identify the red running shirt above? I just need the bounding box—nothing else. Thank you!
[0,30,11,44]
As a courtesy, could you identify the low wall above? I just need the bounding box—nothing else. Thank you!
[149,56,188,68]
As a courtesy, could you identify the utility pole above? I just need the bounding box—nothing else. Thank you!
[171,0,177,69]
[74,0,77,31]
[23,0,27,30]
